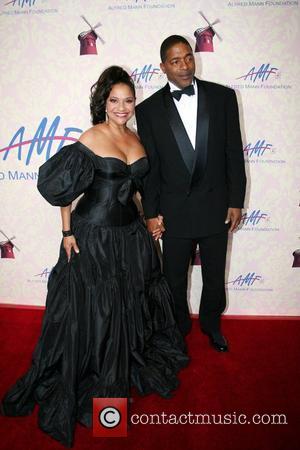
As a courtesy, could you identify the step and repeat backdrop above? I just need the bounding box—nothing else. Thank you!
[0,0,299,315]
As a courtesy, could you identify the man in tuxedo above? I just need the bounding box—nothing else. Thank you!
[135,35,246,352]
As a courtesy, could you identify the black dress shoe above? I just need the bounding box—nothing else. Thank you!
[201,329,228,352]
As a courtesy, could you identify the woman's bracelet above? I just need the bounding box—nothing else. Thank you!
[62,230,73,237]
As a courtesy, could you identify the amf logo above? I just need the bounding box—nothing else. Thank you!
[227,272,262,287]
[243,139,285,165]
[2,1,58,16]
[240,209,279,232]
[130,64,161,85]
[5,0,37,6]
[226,272,273,292]
[244,140,273,158]
[0,116,82,166]
[241,210,269,227]
[237,63,279,83]
[27,267,53,284]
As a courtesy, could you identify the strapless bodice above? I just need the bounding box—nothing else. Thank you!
[37,141,149,226]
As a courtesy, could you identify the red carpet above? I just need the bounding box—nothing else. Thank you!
[0,307,299,450]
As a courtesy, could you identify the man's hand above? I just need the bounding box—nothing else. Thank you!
[146,215,165,240]
[225,208,242,232]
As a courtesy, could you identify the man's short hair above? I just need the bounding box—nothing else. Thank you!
[160,35,192,62]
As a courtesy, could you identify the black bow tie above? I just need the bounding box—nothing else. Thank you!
[171,84,195,101]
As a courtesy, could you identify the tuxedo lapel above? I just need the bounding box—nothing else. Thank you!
[162,84,195,174]
[191,80,209,185]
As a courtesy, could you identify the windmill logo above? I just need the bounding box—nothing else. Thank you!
[194,11,222,53]
[0,230,20,259]
[78,15,105,56]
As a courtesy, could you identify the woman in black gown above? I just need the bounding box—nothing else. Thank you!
[1,66,189,447]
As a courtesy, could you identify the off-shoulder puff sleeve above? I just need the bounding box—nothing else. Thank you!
[37,143,94,206]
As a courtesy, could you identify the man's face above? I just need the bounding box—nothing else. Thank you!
[160,42,196,89]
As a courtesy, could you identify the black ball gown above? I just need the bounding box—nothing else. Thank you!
[0,141,189,447]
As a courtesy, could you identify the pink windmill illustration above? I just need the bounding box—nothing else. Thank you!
[0,230,20,259]
[194,11,222,53]
[78,15,105,56]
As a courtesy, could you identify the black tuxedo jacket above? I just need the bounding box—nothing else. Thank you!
[135,78,246,238]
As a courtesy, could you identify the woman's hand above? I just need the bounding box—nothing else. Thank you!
[149,215,165,241]
[63,235,80,262]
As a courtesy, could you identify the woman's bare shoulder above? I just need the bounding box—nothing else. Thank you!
[78,125,111,154]
[79,125,106,144]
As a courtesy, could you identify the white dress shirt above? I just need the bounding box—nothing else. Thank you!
[168,79,198,149]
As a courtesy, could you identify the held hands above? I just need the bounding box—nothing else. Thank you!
[63,235,80,262]
[225,208,242,232]
[146,215,165,240]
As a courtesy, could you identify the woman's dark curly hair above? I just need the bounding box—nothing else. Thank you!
[90,66,136,125]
